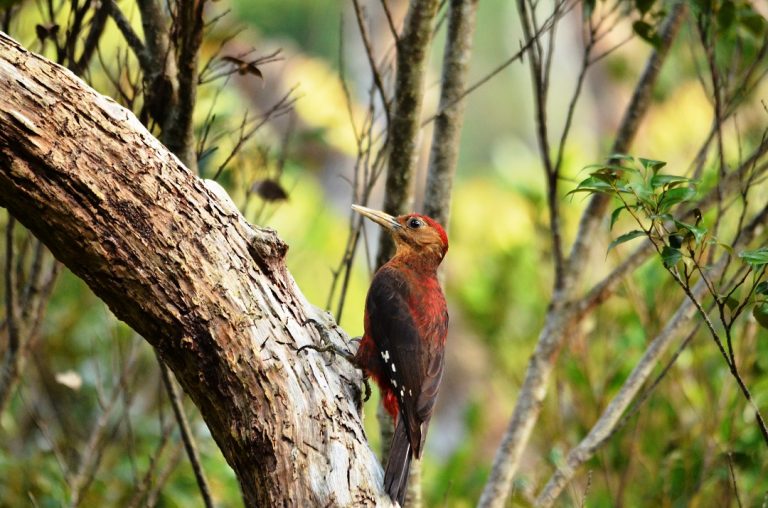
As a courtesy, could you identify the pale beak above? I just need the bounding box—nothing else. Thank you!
[351,204,401,231]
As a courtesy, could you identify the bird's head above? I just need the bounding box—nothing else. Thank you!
[352,204,448,262]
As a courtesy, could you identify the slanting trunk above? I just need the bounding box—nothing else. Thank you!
[0,32,390,507]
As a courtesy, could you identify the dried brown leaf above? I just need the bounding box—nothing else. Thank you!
[252,179,288,202]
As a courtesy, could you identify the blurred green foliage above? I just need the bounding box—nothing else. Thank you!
[232,0,340,63]
[1,0,768,506]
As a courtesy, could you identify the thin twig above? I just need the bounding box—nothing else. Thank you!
[157,355,215,508]
[0,215,20,415]
[211,87,297,181]
[145,443,185,508]
[125,417,176,508]
[105,0,152,71]
[422,0,576,126]
[727,452,743,508]
[378,0,400,43]
[72,0,110,75]
[352,0,392,127]
[69,347,139,508]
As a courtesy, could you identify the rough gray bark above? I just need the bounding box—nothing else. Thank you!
[0,32,392,507]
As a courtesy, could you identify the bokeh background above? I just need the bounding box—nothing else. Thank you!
[1,0,768,506]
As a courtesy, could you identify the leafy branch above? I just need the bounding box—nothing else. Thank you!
[571,154,768,445]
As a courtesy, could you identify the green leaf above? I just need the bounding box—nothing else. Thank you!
[718,0,736,31]
[627,181,656,208]
[606,153,636,164]
[582,163,640,175]
[755,281,768,296]
[739,247,768,268]
[658,187,696,212]
[608,230,646,253]
[566,176,618,197]
[590,167,621,184]
[669,234,684,249]
[689,226,707,244]
[610,206,626,230]
[673,220,707,245]
[633,20,662,47]
[740,10,766,36]
[752,303,768,329]
[723,296,740,311]
[661,246,683,268]
[635,0,655,15]
[692,0,712,14]
[709,239,734,255]
[638,157,667,174]
[650,174,690,189]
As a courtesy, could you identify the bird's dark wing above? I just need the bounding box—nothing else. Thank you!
[414,318,445,453]
[366,265,446,457]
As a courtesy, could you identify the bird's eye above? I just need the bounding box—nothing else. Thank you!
[407,217,423,229]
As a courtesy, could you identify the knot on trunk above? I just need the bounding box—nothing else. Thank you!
[247,226,289,282]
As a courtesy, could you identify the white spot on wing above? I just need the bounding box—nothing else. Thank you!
[381,350,390,362]
[391,363,396,372]
[391,378,397,387]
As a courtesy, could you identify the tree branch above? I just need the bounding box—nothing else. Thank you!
[352,0,392,128]
[163,0,205,170]
[0,32,390,507]
[72,0,111,75]
[376,0,441,268]
[105,0,153,72]
[478,5,688,507]
[158,356,214,508]
[0,221,59,416]
[0,216,20,413]
[535,203,768,506]
[423,0,478,226]
[565,3,688,285]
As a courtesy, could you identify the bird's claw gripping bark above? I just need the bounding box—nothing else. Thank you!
[362,375,371,403]
[297,341,355,362]
[298,318,355,362]
[298,320,370,402]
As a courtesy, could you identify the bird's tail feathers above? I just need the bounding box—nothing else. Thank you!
[384,417,413,506]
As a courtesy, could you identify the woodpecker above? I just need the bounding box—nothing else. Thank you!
[351,204,449,506]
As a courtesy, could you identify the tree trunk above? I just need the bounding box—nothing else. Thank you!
[0,31,390,507]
